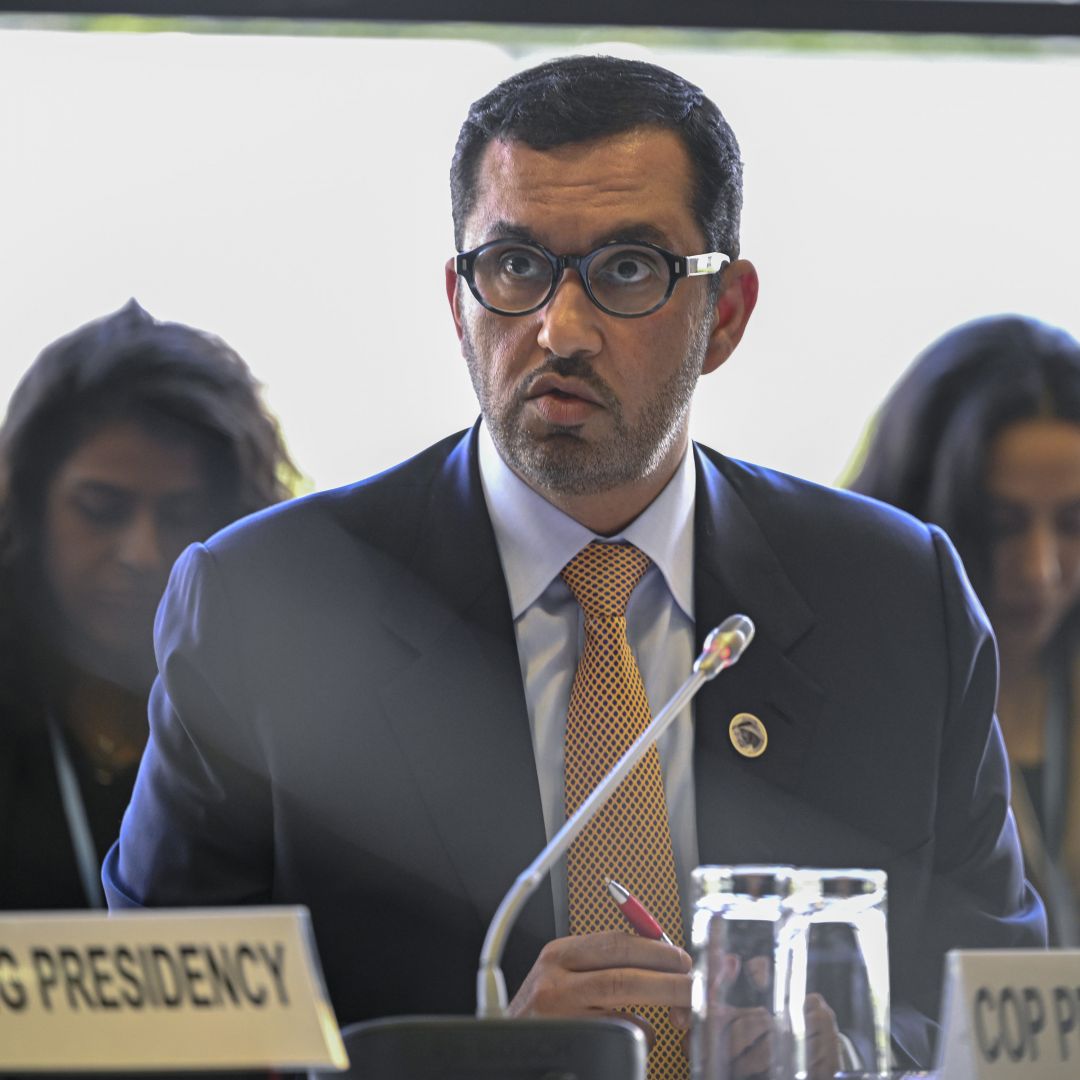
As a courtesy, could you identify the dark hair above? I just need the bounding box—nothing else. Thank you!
[0,298,297,594]
[450,55,744,259]
[850,314,1080,604]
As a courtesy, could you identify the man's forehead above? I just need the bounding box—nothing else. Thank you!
[478,127,689,180]
[465,129,699,248]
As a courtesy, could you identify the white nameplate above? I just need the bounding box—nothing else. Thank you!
[0,906,348,1072]
[937,949,1080,1079]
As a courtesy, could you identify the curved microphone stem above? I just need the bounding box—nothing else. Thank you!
[476,614,755,1018]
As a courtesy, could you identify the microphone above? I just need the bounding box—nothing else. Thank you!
[320,615,755,1080]
[476,613,755,1017]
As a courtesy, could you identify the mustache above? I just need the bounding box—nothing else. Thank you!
[518,354,620,410]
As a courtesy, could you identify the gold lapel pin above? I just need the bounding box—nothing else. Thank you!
[729,713,768,758]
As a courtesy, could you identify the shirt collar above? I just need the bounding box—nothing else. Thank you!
[477,421,696,620]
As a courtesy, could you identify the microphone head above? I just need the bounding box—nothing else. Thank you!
[694,614,755,678]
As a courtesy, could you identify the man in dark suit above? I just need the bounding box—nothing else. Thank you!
[104,55,1045,1071]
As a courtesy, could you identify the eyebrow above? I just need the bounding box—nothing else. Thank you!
[69,479,205,502]
[69,480,129,496]
[482,220,678,251]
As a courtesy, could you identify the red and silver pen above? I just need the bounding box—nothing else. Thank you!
[605,877,674,946]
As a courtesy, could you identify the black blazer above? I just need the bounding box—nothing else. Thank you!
[104,426,1045,1067]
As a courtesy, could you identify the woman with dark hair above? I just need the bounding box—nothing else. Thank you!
[851,314,1080,944]
[0,299,297,910]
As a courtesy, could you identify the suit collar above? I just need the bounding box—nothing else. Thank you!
[379,424,511,653]
[477,421,697,620]
[691,447,825,848]
[475,421,595,618]
[692,444,815,653]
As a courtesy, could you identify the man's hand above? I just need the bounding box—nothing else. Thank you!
[804,992,841,1080]
[703,1004,774,1078]
[508,931,692,1047]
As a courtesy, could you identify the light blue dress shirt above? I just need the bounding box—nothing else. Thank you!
[477,421,701,939]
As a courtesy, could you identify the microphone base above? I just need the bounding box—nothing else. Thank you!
[311,1015,647,1079]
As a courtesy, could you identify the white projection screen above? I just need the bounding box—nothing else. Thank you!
[2,20,1078,491]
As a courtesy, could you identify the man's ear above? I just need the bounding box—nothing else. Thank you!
[445,258,465,343]
[701,259,759,375]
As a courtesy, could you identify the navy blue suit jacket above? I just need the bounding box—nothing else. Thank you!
[104,427,1045,1067]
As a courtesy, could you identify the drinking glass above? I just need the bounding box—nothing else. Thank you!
[777,869,891,1079]
[690,865,791,1080]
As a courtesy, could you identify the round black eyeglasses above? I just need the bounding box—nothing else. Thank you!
[455,239,730,319]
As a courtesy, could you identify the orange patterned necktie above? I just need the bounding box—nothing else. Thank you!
[561,540,688,1079]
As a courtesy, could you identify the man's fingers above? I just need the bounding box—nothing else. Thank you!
[727,1008,772,1058]
[575,965,692,1011]
[510,932,691,1019]
[550,930,691,973]
[805,993,840,1042]
[804,993,837,1024]
[801,994,842,1080]
[669,1005,692,1031]
[623,1011,657,1051]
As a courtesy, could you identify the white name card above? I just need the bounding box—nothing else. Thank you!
[0,906,348,1072]
[937,949,1080,1079]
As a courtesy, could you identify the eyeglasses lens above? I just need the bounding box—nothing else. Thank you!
[471,242,672,316]
[588,245,670,315]
[472,243,551,314]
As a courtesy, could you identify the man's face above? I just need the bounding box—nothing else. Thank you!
[448,127,741,507]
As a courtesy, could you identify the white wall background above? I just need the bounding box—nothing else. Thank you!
[2,28,1078,490]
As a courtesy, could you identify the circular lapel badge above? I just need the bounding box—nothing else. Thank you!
[729,712,768,758]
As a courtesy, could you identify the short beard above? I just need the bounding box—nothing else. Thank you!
[462,317,710,497]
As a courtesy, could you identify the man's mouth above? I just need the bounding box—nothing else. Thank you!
[524,377,603,427]
[526,373,604,407]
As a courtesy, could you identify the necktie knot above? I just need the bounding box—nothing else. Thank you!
[560,541,652,620]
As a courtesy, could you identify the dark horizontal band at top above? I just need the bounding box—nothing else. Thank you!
[2,0,1080,37]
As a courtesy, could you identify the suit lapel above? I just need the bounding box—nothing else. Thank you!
[691,448,825,864]
[375,427,555,982]
[366,437,829,972]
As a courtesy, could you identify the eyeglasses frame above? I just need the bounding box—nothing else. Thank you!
[454,238,730,319]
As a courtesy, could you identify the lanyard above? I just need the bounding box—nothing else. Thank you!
[46,711,106,909]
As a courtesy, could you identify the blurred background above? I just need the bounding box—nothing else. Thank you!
[2,13,1078,491]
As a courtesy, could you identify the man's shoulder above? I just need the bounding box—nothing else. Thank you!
[205,428,473,563]
[698,444,934,549]
[694,444,954,596]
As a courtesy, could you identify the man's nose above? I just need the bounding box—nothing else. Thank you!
[1017,521,1063,589]
[116,510,165,572]
[536,271,603,358]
